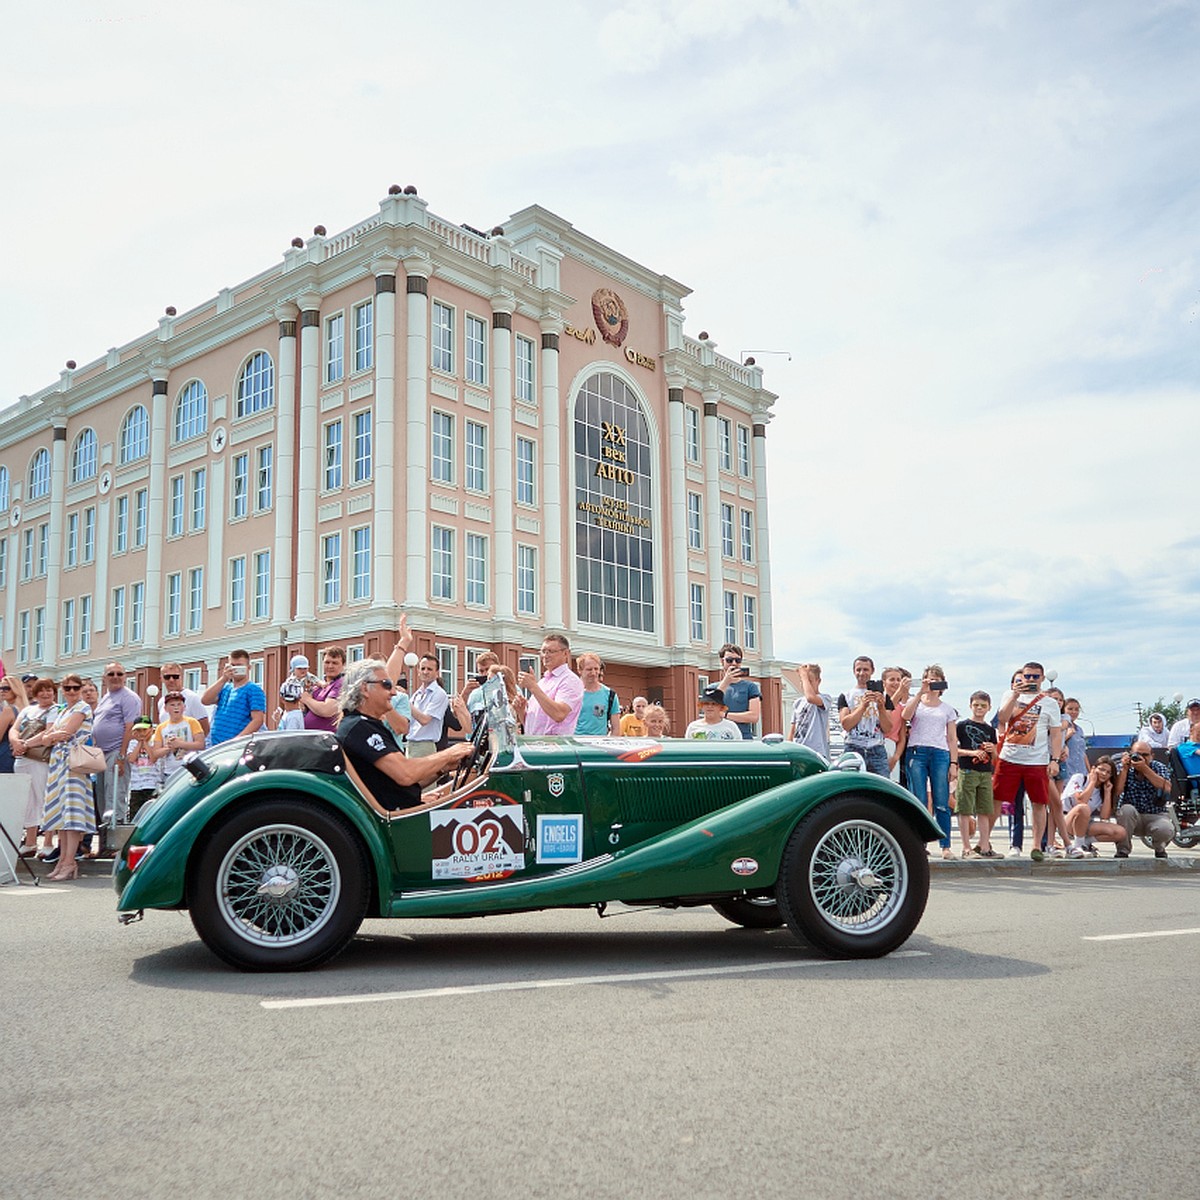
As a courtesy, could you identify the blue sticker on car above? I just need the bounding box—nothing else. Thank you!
[537,814,584,864]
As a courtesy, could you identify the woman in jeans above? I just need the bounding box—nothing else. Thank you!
[901,665,959,859]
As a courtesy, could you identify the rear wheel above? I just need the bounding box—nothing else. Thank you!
[711,895,784,929]
[776,796,929,958]
[189,798,369,971]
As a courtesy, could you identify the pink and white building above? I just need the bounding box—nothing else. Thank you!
[0,188,781,729]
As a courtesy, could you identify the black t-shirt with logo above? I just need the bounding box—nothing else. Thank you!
[957,719,995,773]
[336,713,418,810]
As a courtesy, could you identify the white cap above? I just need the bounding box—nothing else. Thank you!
[290,654,310,671]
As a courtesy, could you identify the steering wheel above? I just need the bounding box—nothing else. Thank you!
[451,713,489,791]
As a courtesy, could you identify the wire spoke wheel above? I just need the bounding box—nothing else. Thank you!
[808,820,905,935]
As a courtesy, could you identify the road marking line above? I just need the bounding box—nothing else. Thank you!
[1083,927,1200,942]
[0,886,66,895]
[262,949,930,1010]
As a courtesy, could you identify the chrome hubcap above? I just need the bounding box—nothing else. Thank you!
[809,820,907,935]
[216,825,340,946]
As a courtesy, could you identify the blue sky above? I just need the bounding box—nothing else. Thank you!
[2,0,1198,731]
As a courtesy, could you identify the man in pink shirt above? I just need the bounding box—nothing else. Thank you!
[518,634,585,736]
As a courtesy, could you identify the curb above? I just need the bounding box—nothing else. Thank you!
[930,856,1199,879]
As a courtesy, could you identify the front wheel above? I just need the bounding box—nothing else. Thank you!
[711,895,784,929]
[776,796,929,958]
[189,798,369,971]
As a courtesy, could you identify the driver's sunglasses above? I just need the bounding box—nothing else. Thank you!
[366,678,394,691]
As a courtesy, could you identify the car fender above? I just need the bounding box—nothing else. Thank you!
[116,770,394,914]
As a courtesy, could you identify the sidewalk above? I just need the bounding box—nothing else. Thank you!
[930,827,1200,877]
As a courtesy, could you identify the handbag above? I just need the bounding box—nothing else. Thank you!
[68,742,107,775]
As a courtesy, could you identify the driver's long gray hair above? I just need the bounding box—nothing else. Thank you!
[340,658,385,717]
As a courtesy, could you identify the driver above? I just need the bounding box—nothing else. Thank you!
[336,660,472,811]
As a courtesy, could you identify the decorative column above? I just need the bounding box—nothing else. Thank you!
[293,299,321,624]
[371,263,398,612]
[539,320,563,628]
[491,304,515,620]
[271,304,298,628]
[404,262,430,608]
[666,382,689,648]
[752,415,775,660]
[43,421,68,663]
[141,375,169,652]
[702,388,724,650]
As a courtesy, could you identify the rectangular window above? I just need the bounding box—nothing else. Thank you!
[743,595,758,650]
[61,599,75,657]
[465,313,487,386]
[131,583,145,642]
[721,503,734,558]
[253,551,270,619]
[431,526,453,600]
[232,454,248,519]
[169,475,185,537]
[191,467,207,532]
[166,572,182,637]
[133,490,147,548]
[66,512,79,567]
[431,411,454,484]
[353,299,373,372]
[323,420,343,491]
[351,527,371,601]
[517,545,536,615]
[79,595,91,653]
[432,301,454,373]
[184,668,202,693]
[346,644,365,665]
[0,538,9,588]
[18,611,30,662]
[515,437,535,506]
[465,420,487,492]
[33,608,45,661]
[256,444,273,511]
[515,334,535,403]
[685,406,700,463]
[114,496,128,553]
[325,312,344,384]
[689,583,705,641]
[37,524,49,576]
[740,509,754,563]
[352,408,372,482]
[737,425,751,477]
[719,417,732,471]
[83,507,96,563]
[188,568,203,632]
[229,557,246,623]
[437,644,458,697]
[21,529,33,581]
[321,533,341,606]
[687,492,702,550]
[723,590,737,646]
[466,532,487,605]
[111,587,126,646]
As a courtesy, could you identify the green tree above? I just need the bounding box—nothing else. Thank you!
[1136,697,1184,730]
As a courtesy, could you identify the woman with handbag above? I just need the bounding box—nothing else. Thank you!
[37,674,97,881]
[0,675,27,774]
[10,677,55,856]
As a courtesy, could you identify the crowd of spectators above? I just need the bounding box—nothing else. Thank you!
[6,638,1200,870]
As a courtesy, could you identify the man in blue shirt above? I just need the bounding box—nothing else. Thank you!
[716,643,762,740]
[201,649,267,745]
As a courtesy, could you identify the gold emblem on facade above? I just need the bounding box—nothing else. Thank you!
[591,288,629,348]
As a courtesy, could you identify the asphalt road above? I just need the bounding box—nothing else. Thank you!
[2,867,1198,1199]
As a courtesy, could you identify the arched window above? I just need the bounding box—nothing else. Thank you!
[236,352,274,417]
[174,380,209,442]
[119,405,150,464]
[70,428,98,483]
[573,370,655,632]
[0,465,9,511]
[28,448,51,499]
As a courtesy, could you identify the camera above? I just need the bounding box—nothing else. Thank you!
[866,680,884,693]
[474,674,488,686]
[929,681,948,692]
[1130,753,1143,763]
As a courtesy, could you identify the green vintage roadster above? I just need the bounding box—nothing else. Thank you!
[114,707,941,971]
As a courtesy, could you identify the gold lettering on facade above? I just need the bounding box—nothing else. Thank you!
[594,462,636,485]
[624,347,656,371]
[564,323,596,345]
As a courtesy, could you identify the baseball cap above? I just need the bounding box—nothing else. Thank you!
[290,655,310,671]
[1187,698,1200,708]
[699,686,726,706]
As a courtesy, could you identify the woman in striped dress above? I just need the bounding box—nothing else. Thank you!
[38,674,95,882]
